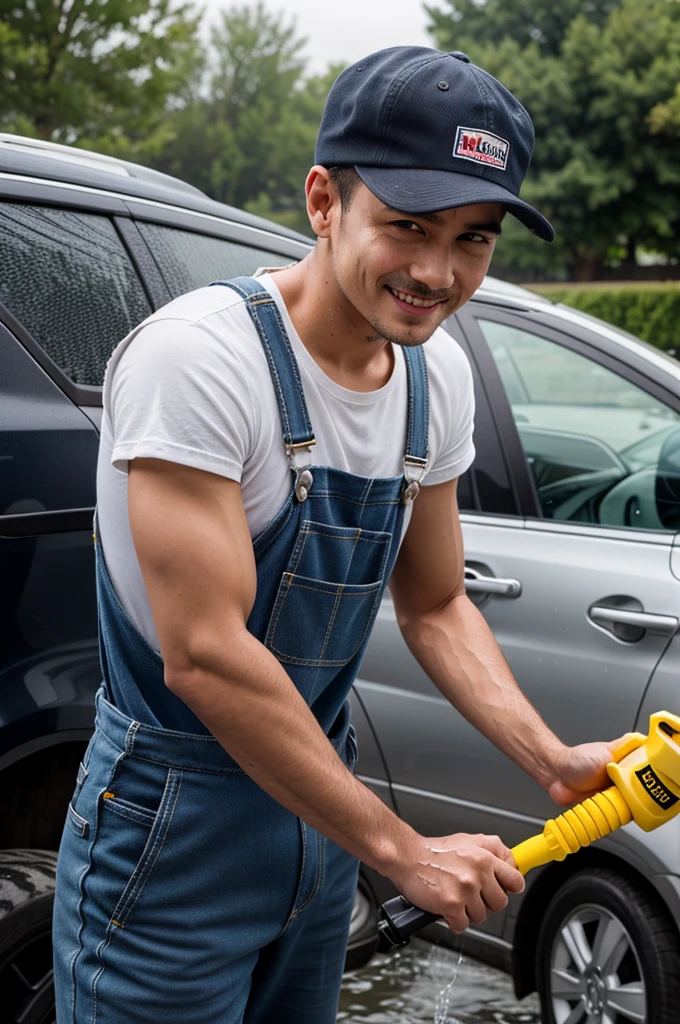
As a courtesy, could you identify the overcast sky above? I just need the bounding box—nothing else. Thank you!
[202,0,435,73]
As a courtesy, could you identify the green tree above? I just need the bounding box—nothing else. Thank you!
[157,5,341,235]
[243,63,345,234]
[427,0,680,280]
[427,0,619,56]
[0,0,202,161]
[650,82,680,136]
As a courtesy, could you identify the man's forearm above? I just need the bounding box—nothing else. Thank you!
[397,592,566,789]
[165,627,416,876]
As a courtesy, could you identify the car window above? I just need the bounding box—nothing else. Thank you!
[443,316,518,516]
[137,222,293,298]
[479,318,680,531]
[0,203,151,387]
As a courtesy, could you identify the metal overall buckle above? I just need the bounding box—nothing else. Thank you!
[286,440,316,502]
[402,454,428,505]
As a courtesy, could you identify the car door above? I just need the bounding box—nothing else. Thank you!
[358,301,680,892]
[0,197,155,753]
[457,305,680,814]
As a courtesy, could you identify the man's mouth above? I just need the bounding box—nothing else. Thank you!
[386,285,445,315]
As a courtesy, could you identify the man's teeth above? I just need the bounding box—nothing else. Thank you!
[390,287,440,308]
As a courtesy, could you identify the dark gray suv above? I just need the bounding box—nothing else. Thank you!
[0,134,310,1024]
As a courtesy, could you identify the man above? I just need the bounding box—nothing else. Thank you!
[53,46,622,1024]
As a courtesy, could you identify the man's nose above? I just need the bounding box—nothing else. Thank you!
[407,248,455,295]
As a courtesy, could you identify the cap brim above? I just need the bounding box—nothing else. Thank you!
[355,165,555,242]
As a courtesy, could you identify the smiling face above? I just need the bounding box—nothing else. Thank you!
[311,170,503,348]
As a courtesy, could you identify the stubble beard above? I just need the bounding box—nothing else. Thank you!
[362,306,447,347]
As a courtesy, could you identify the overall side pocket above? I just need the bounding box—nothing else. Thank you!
[106,766,182,929]
[85,758,183,937]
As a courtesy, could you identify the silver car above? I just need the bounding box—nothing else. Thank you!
[351,279,680,1024]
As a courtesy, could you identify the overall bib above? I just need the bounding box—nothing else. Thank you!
[53,277,430,1024]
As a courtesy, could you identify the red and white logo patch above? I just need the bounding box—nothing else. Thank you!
[454,126,509,170]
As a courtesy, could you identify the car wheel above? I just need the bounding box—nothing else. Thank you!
[0,850,57,1024]
[536,866,680,1024]
[345,876,379,972]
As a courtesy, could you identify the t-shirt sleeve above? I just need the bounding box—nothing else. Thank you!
[423,339,476,487]
[105,317,255,480]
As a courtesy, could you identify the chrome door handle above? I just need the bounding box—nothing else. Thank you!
[589,605,679,637]
[464,568,522,599]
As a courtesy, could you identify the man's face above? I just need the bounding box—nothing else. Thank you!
[328,181,502,347]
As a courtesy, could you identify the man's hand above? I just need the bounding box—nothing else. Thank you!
[388,832,525,934]
[547,735,634,806]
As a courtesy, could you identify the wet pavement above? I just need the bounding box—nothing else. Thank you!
[338,940,542,1023]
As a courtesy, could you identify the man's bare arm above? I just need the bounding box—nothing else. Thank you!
[127,458,524,932]
[389,479,621,802]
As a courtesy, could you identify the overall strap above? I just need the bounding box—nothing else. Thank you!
[210,277,316,469]
[401,346,430,503]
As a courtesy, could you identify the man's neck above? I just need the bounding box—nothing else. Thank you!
[268,254,394,393]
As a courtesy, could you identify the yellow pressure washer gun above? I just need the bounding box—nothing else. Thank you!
[377,710,680,949]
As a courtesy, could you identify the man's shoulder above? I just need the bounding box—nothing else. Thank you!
[103,284,267,401]
[117,284,265,366]
[145,283,248,328]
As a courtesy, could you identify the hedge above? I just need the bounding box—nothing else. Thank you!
[526,282,680,354]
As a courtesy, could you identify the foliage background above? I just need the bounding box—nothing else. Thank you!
[527,283,680,353]
[1,0,680,287]
[0,0,202,161]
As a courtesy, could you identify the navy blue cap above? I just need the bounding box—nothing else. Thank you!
[315,46,554,242]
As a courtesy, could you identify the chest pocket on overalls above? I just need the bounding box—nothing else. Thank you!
[264,520,391,666]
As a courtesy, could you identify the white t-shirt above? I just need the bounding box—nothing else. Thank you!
[97,272,475,652]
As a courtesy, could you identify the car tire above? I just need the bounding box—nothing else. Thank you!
[345,876,379,973]
[0,849,58,1024]
[536,866,680,1024]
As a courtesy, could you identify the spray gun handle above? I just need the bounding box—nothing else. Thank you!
[376,785,631,949]
[376,718,680,951]
[377,895,440,950]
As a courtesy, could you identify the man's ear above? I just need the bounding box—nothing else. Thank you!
[306,166,337,238]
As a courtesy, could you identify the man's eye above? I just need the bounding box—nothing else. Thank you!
[459,232,488,243]
[392,220,423,233]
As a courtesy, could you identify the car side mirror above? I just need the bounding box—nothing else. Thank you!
[656,427,680,530]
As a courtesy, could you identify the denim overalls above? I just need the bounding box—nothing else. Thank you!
[53,277,429,1024]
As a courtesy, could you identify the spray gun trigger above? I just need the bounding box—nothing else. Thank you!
[608,732,647,766]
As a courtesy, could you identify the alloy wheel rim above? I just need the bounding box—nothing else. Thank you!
[550,903,646,1024]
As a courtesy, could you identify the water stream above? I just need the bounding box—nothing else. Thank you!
[337,940,542,1023]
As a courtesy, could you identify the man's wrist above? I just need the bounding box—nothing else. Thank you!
[366,821,421,880]
[530,735,570,791]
